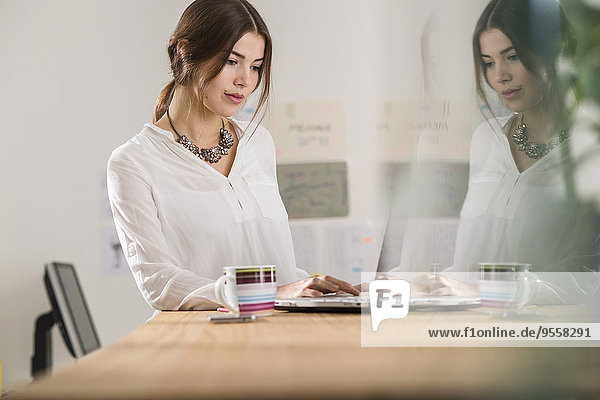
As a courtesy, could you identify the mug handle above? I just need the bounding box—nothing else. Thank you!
[214,275,239,314]
[510,269,531,310]
[519,270,531,307]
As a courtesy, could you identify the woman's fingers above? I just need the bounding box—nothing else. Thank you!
[300,288,325,297]
[409,282,430,296]
[353,282,369,292]
[430,286,453,296]
[307,276,339,293]
[319,275,360,295]
[276,275,362,299]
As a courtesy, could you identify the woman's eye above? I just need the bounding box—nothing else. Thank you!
[251,65,262,72]
[507,54,519,61]
[483,61,494,68]
[226,59,238,66]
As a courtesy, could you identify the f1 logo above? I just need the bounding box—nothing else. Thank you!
[369,280,411,331]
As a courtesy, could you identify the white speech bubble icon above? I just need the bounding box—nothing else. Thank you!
[369,280,411,331]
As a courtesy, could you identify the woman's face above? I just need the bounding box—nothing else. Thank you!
[203,32,265,117]
[479,28,544,113]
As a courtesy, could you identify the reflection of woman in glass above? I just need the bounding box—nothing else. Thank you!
[439,0,599,303]
[107,0,358,313]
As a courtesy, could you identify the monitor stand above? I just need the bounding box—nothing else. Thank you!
[31,310,56,379]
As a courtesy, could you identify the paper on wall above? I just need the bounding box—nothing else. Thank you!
[289,224,320,275]
[277,162,348,219]
[289,221,377,284]
[414,98,476,161]
[376,98,477,163]
[375,101,415,161]
[267,101,346,160]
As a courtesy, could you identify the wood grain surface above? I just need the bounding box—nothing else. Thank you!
[13,308,600,399]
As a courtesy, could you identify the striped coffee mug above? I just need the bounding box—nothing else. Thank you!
[214,265,276,316]
[478,263,530,310]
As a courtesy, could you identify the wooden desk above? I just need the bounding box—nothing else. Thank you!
[15,308,600,399]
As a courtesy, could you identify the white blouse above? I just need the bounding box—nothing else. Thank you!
[453,116,595,270]
[107,119,308,311]
[451,116,599,303]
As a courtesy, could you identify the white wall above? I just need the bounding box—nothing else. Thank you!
[0,0,485,393]
[255,0,437,283]
[0,0,190,391]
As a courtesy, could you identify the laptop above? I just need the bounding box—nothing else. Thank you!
[275,195,481,312]
[275,292,480,312]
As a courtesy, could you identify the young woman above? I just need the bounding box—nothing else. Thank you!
[385,0,599,302]
[107,0,358,312]
[440,0,599,302]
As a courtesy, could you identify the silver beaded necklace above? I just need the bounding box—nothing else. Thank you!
[166,109,234,164]
[511,113,569,160]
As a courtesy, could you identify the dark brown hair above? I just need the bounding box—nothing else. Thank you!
[153,0,272,124]
[473,0,576,119]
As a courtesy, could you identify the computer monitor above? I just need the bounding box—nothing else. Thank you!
[31,262,101,377]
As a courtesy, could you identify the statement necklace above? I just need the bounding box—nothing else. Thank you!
[511,114,569,160]
[166,109,234,164]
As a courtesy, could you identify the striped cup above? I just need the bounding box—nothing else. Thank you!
[215,265,276,316]
[478,263,530,310]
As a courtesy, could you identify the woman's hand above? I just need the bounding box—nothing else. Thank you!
[411,273,478,297]
[353,280,430,296]
[427,275,478,297]
[352,273,477,297]
[277,275,360,298]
